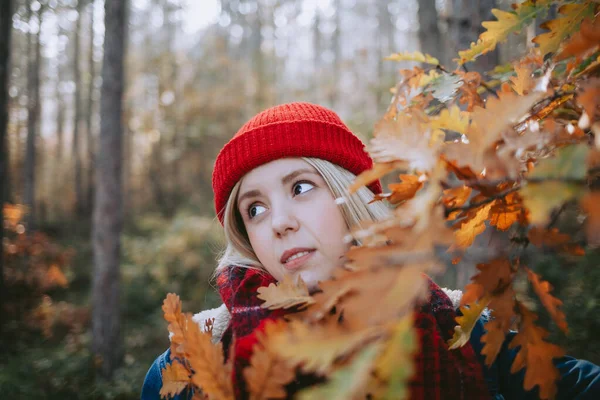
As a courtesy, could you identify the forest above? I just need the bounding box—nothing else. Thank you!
[1,0,600,399]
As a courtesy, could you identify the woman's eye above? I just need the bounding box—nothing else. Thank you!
[293,182,314,196]
[248,204,267,219]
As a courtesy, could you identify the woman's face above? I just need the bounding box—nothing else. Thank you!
[237,158,350,290]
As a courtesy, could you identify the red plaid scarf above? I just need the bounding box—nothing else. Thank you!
[216,267,490,399]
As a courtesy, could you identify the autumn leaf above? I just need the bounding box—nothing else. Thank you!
[385,51,439,65]
[442,186,472,210]
[448,295,491,349]
[186,315,234,400]
[510,64,534,95]
[556,15,600,60]
[527,226,585,255]
[461,259,515,306]
[489,191,525,231]
[521,181,580,225]
[371,316,416,400]
[533,3,596,57]
[163,293,187,357]
[269,320,382,375]
[160,361,192,399]
[480,319,508,366]
[429,105,469,135]
[509,302,565,400]
[244,321,295,400]
[452,202,493,250]
[528,144,589,180]
[384,175,424,204]
[527,268,568,334]
[577,78,600,127]
[257,275,315,310]
[349,162,402,194]
[297,343,381,400]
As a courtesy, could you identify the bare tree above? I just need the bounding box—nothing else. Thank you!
[92,0,128,379]
[418,0,443,63]
[73,0,84,216]
[1,0,14,330]
[86,0,96,214]
[24,1,43,231]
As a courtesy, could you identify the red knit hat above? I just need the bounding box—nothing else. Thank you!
[212,102,382,223]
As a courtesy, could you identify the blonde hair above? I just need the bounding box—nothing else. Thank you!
[215,157,391,272]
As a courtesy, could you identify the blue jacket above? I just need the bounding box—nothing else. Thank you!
[141,314,600,400]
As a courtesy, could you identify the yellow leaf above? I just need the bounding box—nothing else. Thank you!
[457,39,496,65]
[448,295,491,349]
[257,275,315,310]
[489,192,524,231]
[510,64,533,95]
[385,51,439,65]
[429,105,469,135]
[452,202,494,249]
[442,186,472,209]
[349,162,401,194]
[556,15,600,60]
[533,3,596,57]
[160,361,191,399]
[270,320,382,375]
[526,268,568,334]
[520,182,580,225]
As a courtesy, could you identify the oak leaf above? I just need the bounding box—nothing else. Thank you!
[186,315,234,400]
[557,15,600,60]
[489,192,525,231]
[577,78,600,126]
[510,64,534,95]
[257,275,315,310]
[349,162,402,194]
[461,259,514,306]
[509,303,565,400]
[163,293,187,358]
[160,361,191,399]
[442,186,472,209]
[269,319,382,375]
[429,105,469,135]
[480,319,508,366]
[385,175,424,204]
[452,202,493,250]
[533,3,595,57]
[448,295,490,349]
[527,226,584,255]
[297,343,381,400]
[244,321,295,400]
[385,51,439,66]
[526,268,568,334]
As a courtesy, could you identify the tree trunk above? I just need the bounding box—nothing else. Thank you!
[376,0,397,109]
[0,0,14,331]
[24,2,43,232]
[328,0,341,109]
[86,0,95,215]
[418,0,443,63]
[73,0,84,216]
[92,0,127,380]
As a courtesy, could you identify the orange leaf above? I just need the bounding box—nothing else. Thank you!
[349,162,400,194]
[160,361,192,399]
[527,226,585,256]
[442,186,472,209]
[489,192,524,231]
[452,202,494,249]
[577,78,600,124]
[480,320,508,366]
[509,303,565,400]
[510,64,533,95]
[244,321,295,400]
[162,293,186,358]
[186,315,234,400]
[526,268,568,334]
[556,15,600,60]
[460,259,514,306]
[385,175,424,204]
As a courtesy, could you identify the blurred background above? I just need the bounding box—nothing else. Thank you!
[1,0,599,398]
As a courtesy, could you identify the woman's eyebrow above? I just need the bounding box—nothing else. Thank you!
[237,189,262,206]
[281,168,318,185]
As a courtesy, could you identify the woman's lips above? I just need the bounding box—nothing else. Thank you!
[282,250,316,271]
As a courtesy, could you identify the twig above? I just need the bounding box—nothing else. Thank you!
[444,186,520,217]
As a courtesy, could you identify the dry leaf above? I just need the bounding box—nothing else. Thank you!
[429,105,469,135]
[581,192,600,246]
[442,186,472,209]
[385,175,424,204]
[509,302,565,400]
[461,259,515,306]
[527,226,584,255]
[162,293,186,358]
[557,15,600,60]
[510,64,534,95]
[448,295,491,349]
[480,319,508,366]
[160,361,192,399]
[385,51,439,65]
[489,192,525,231]
[244,321,295,400]
[526,268,568,334]
[349,162,403,194]
[452,202,494,250]
[257,275,315,310]
[186,315,234,400]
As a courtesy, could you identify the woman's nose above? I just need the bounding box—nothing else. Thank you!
[271,207,299,237]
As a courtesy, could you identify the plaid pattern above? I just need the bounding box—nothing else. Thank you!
[217,267,490,399]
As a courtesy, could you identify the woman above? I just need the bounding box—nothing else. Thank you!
[142,102,599,399]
